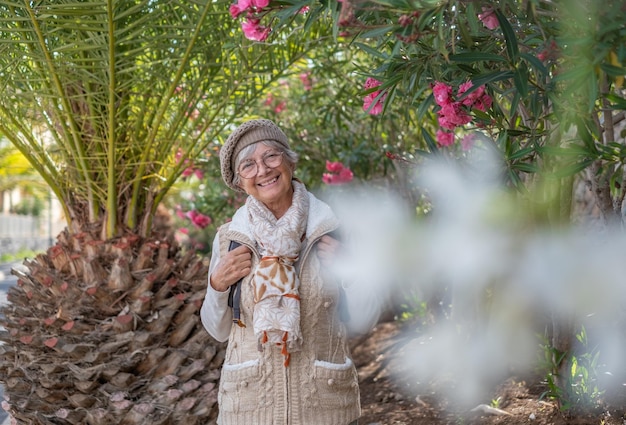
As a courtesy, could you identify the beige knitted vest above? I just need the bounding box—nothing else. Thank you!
[215,219,361,425]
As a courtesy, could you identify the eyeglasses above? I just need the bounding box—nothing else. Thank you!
[237,151,284,179]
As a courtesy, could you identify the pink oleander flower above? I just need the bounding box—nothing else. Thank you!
[175,148,184,163]
[326,160,345,173]
[322,170,354,185]
[458,81,484,105]
[237,0,252,10]
[236,0,268,12]
[437,114,456,131]
[338,167,354,182]
[175,207,186,220]
[362,77,387,115]
[461,133,476,151]
[242,18,270,41]
[364,77,382,90]
[436,130,455,147]
[472,94,492,112]
[478,7,499,30]
[438,103,472,128]
[322,161,354,185]
[433,82,453,106]
[385,151,400,160]
[274,101,286,113]
[178,227,189,235]
[537,39,559,62]
[433,80,491,135]
[230,0,271,40]
[457,81,492,111]
[299,72,312,90]
[186,108,200,120]
[175,149,199,178]
[186,210,212,229]
[194,169,204,180]
[229,3,244,18]
[537,50,548,62]
[299,6,309,14]
[180,155,196,178]
[398,15,413,27]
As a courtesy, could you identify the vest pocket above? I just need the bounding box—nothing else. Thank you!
[219,359,262,413]
[311,357,359,409]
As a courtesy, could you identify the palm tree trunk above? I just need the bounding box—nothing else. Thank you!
[0,224,225,424]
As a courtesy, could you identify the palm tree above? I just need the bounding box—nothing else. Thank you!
[0,1,331,423]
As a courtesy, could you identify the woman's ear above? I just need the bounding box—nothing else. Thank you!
[237,181,248,194]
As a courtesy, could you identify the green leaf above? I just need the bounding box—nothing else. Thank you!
[417,94,433,119]
[600,63,626,77]
[552,65,593,84]
[457,14,473,47]
[495,9,518,62]
[510,91,520,118]
[507,145,535,161]
[520,52,548,76]
[471,71,515,87]
[472,109,491,122]
[605,94,626,110]
[450,52,508,63]
[465,3,479,34]
[529,88,541,118]
[507,168,524,190]
[354,42,388,60]
[369,0,411,8]
[574,118,599,154]
[511,162,539,173]
[513,62,529,97]
[421,127,439,154]
[359,26,394,40]
[552,159,596,178]
[540,145,591,157]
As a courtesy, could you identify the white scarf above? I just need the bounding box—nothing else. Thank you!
[247,180,309,366]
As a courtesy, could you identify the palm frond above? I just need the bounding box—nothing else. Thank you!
[0,0,332,237]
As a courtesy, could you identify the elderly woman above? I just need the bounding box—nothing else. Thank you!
[200,119,361,425]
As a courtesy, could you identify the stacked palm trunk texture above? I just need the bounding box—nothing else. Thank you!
[0,228,225,424]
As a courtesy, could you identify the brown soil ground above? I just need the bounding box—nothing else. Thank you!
[353,320,625,425]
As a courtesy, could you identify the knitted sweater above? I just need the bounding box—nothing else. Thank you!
[201,191,361,425]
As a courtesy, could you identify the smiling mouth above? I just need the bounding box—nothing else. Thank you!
[258,176,279,187]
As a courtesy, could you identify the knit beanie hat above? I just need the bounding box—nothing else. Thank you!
[220,119,290,191]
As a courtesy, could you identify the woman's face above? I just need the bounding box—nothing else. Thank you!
[237,143,294,213]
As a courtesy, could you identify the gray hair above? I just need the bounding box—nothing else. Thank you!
[233,140,299,187]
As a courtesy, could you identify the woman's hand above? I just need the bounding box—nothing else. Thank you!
[317,234,341,267]
[209,244,252,292]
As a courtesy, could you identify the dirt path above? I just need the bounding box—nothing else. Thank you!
[352,321,623,425]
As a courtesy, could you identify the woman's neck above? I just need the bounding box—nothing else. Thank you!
[266,186,294,219]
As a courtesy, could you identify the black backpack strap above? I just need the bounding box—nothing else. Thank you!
[227,240,246,328]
